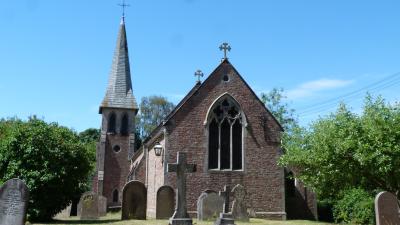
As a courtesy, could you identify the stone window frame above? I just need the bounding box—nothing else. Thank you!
[204,93,247,172]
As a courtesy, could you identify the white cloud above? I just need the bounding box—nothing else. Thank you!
[287,79,354,100]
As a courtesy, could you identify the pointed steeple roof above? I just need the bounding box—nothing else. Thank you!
[100,18,138,113]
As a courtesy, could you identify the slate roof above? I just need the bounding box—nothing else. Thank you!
[100,18,138,113]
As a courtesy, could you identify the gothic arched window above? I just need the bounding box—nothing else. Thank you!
[112,189,119,203]
[208,96,244,170]
[120,113,129,135]
[107,112,116,133]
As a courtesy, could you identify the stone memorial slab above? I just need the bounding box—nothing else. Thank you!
[231,184,248,222]
[168,152,196,225]
[156,186,175,219]
[79,191,99,220]
[98,195,107,217]
[0,178,29,225]
[215,185,235,225]
[375,191,400,225]
[122,180,147,220]
[197,192,224,221]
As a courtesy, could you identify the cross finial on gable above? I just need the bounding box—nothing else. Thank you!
[118,0,130,22]
[219,42,231,59]
[194,69,204,84]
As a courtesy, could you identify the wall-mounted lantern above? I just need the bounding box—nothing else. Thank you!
[154,142,163,157]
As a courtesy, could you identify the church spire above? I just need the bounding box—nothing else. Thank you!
[100,18,138,113]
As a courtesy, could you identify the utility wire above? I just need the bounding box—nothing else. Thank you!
[297,72,400,116]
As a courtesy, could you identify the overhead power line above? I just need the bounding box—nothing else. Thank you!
[297,72,400,116]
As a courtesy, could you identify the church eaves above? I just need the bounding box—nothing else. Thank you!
[100,18,138,113]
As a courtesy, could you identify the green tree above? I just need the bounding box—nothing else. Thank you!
[137,95,175,139]
[261,88,298,133]
[280,94,400,200]
[0,117,94,221]
[78,128,100,144]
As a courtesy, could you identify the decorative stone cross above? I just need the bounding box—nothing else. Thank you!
[194,70,204,83]
[215,185,235,225]
[219,185,231,213]
[168,152,197,225]
[219,42,231,59]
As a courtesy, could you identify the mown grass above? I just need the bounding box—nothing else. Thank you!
[31,212,336,225]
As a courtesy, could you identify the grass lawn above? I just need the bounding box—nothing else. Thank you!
[31,212,336,225]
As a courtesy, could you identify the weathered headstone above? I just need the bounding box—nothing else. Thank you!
[79,192,99,220]
[231,184,248,222]
[215,185,235,225]
[375,191,400,225]
[121,180,147,220]
[197,192,224,221]
[98,195,107,217]
[168,152,197,225]
[0,178,29,225]
[156,186,175,219]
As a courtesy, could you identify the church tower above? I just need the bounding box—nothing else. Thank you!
[95,16,138,207]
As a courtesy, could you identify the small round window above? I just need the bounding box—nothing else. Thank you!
[113,145,121,153]
[223,74,230,82]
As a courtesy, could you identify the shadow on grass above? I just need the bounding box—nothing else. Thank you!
[39,219,121,224]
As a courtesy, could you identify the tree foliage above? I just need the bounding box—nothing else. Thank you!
[280,95,400,201]
[78,128,100,144]
[0,117,94,221]
[333,188,374,224]
[261,88,298,133]
[136,95,175,139]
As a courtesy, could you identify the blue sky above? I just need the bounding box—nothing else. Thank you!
[1,0,400,132]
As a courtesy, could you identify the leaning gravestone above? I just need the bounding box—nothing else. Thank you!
[79,191,99,220]
[197,191,224,221]
[156,186,174,219]
[0,178,29,225]
[231,184,249,222]
[122,180,147,220]
[375,191,400,225]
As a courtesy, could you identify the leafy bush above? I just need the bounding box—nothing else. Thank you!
[0,117,94,221]
[333,188,374,224]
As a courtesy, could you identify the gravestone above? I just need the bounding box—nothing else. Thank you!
[375,191,400,225]
[156,186,175,219]
[231,184,248,222]
[79,191,99,220]
[54,204,71,219]
[121,180,147,220]
[98,195,107,217]
[0,178,29,225]
[197,192,224,221]
[167,152,196,225]
[215,185,235,225]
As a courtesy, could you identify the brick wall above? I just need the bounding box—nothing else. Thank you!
[103,134,131,206]
[146,139,166,218]
[163,60,286,219]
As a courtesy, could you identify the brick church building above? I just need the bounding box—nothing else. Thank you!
[93,17,317,220]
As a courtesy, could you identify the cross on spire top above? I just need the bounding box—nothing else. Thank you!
[118,0,130,22]
[219,42,231,59]
[194,69,204,84]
